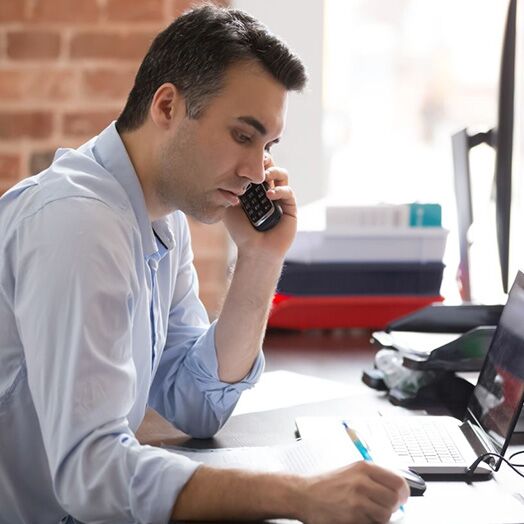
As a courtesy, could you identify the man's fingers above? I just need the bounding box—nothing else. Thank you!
[363,499,396,524]
[265,166,289,187]
[266,186,296,218]
[367,466,410,504]
[365,479,401,510]
[266,185,292,199]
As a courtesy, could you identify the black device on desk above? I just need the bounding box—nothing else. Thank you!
[399,468,427,496]
[363,303,502,409]
[373,326,496,372]
[365,327,495,415]
[387,304,503,334]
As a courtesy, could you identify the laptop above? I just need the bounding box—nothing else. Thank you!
[296,271,524,477]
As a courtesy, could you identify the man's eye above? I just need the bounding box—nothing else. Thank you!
[235,132,252,144]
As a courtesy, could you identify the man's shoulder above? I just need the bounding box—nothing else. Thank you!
[39,145,130,211]
[1,145,131,226]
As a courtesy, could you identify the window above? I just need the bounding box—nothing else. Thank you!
[324,0,508,301]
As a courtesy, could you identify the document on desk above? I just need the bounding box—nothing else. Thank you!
[402,481,524,524]
[232,370,353,417]
[165,436,361,476]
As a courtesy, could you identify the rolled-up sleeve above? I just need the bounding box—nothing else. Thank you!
[148,215,264,438]
[13,198,200,524]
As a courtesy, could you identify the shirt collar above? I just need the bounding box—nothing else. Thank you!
[93,121,175,259]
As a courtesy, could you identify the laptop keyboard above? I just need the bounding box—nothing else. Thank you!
[369,419,465,464]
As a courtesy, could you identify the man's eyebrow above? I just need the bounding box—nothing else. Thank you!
[237,116,267,136]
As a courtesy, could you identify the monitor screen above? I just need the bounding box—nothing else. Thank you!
[495,0,516,294]
[509,0,524,287]
[467,271,524,455]
[453,0,518,300]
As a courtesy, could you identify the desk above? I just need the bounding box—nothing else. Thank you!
[137,330,524,524]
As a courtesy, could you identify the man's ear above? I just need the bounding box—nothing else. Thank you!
[149,83,185,130]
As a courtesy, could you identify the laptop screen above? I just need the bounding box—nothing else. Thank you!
[467,271,524,456]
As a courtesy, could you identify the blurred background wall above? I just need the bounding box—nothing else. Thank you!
[0,0,230,318]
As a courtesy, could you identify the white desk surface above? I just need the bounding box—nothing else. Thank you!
[138,370,524,524]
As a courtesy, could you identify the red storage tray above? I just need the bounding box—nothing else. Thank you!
[268,293,444,330]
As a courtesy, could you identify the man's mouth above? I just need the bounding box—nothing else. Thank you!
[217,189,240,206]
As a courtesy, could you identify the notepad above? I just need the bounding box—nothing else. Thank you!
[165,435,361,476]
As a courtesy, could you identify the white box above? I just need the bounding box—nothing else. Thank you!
[326,205,411,230]
[286,227,448,263]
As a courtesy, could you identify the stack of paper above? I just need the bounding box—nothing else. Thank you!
[268,203,448,329]
[165,435,361,476]
[286,228,448,264]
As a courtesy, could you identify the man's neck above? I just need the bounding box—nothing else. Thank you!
[119,126,163,221]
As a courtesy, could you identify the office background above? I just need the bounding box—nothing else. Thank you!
[0,0,518,318]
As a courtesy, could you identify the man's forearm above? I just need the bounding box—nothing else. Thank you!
[215,252,283,383]
[172,466,303,522]
[172,461,409,524]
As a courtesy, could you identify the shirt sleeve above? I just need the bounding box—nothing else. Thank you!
[148,214,264,438]
[13,197,201,524]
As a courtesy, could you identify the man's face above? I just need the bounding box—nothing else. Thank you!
[155,61,288,223]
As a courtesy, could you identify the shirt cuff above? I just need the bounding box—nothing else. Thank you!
[182,321,265,416]
[128,440,202,524]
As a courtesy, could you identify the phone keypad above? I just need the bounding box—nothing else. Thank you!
[241,183,274,223]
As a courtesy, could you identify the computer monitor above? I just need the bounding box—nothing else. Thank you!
[452,0,517,301]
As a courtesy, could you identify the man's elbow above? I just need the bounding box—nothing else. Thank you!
[181,409,224,439]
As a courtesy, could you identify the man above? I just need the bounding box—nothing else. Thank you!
[0,5,408,523]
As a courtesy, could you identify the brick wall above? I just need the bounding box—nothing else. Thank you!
[0,0,230,318]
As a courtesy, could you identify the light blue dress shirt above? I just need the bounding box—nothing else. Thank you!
[0,122,264,524]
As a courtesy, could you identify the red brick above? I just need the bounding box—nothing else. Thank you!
[0,180,13,196]
[29,0,99,24]
[63,110,120,137]
[0,69,76,101]
[0,152,22,197]
[106,0,164,22]
[0,153,21,180]
[7,31,61,60]
[199,288,225,319]
[0,112,53,139]
[0,181,18,197]
[172,0,198,18]
[70,31,154,61]
[82,68,136,100]
[193,255,228,283]
[188,217,229,317]
[0,0,26,22]
[187,219,229,257]
[30,150,55,176]
[172,0,228,18]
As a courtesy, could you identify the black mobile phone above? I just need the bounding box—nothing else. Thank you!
[239,182,283,231]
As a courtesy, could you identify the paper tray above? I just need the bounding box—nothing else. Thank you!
[268,294,443,330]
[278,261,444,296]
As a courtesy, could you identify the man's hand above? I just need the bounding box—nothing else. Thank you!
[215,155,297,383]
[223,153,297,263]
[297,461,409,524]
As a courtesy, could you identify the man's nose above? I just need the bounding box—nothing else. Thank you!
[238,150,266,184]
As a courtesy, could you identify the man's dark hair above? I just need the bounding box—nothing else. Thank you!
[116,4,307,132]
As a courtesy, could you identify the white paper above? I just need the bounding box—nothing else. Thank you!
[401,481,524,524]
[166,438,407,524]
[232,370,353,417]
[166,435,361,477]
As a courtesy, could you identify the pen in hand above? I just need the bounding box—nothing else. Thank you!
[342,421,373,461]
[342,421,405,516]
